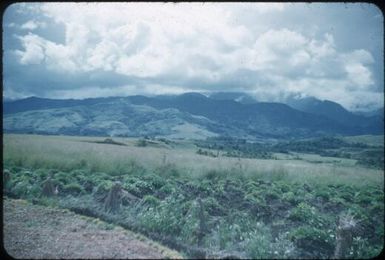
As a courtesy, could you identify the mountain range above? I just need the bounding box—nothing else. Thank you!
[3,93,384,140]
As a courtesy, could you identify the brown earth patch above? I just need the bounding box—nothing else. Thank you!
[3,197,182,259]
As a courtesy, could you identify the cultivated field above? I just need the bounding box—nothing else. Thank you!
[3,133,384,258]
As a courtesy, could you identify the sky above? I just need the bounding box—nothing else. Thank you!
[3,2,384,111]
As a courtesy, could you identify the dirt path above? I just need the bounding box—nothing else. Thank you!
[3,198,182,259]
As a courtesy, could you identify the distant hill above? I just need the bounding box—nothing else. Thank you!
[3,96,119,114]
[353,107,384,118]
[3,93,384,139]
[285,96,383,134]
[209,92,257,104]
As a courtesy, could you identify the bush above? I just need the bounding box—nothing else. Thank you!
[54,171,75,185]
[142,174,166,189]
[137,196,185,235]
[282,191,299,205]
[352,236,383,258]
[203,197,225,216]
[12,180,31,197]
[93,180,114,201]
[63,183,84,195]
[289,202,315,222]
[264,189,281,200]
[94,180,114,193]
[180,199,208,245]
[136,139,147,147]
[155,163,180,178]
[244,223,272,258]
[159,183,175,195]
[133,180,154,196]
[276,181,291,193]
[142,195,160,208]
[270,233,296,258]
[314,188,331,201]
[289,226,335,257]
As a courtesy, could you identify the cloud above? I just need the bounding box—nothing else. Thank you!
[3,2,383,111]
[49,85,138,99]
[15,33,45,64]
[20,20,46,30]
[15,32,76,72]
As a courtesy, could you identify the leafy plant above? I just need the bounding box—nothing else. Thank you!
[63,183,84,195]
[289,202,316,222]
[142,195,160,208]
[289,226,335,257]
[244,222,273,258]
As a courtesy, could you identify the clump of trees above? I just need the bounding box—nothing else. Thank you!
[136,139,147,147]
[196,149,218,157]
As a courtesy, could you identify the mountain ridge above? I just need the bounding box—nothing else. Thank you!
[3,93,383,139]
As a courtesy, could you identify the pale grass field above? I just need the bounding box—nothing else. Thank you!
[341,135,384,147]
[3,134,384,187]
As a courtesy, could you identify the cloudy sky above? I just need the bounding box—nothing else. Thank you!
[3,2,383,111]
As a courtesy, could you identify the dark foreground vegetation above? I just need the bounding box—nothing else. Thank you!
[3,160,383,259]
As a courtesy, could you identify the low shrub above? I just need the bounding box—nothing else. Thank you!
[142,195,160,208]
[137,195,185,235]
[289,202,315,222]
[282,191,299,205]
[63,183,84,195]
[155,163,180,178]
[159,182,175,195]
[288,226,335,257]
[244,223,272,258]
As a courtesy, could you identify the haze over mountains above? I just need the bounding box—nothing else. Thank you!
[3,93,384,140]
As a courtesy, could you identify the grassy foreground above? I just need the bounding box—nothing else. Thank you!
[3,134,384,258]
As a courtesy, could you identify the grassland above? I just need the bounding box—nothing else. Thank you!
[4,134,382,187]
[342,135,384,147]
[3,133,384,258]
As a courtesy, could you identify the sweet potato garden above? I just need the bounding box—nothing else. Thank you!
[3,134,384,258]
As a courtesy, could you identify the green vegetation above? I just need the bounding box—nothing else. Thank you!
[196,148,218,157]
[195,136,275,159]
[136,139,148,147]
[3,134,384,258]
[196,136,384,169]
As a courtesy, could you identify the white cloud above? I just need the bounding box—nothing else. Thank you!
[308,33,336,59]
[345,63,374,88]
[37,2,252,77]
[49,85,138,99]
[15,33,45,64]
[20,20,46,30]
[226,2,285,14]
[341,49,375,64]
[7,2,382,110]
[15,33,76,72]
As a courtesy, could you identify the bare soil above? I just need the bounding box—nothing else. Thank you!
[3,197,182,259]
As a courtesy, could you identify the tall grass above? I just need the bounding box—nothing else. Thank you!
[3,134,384,188]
